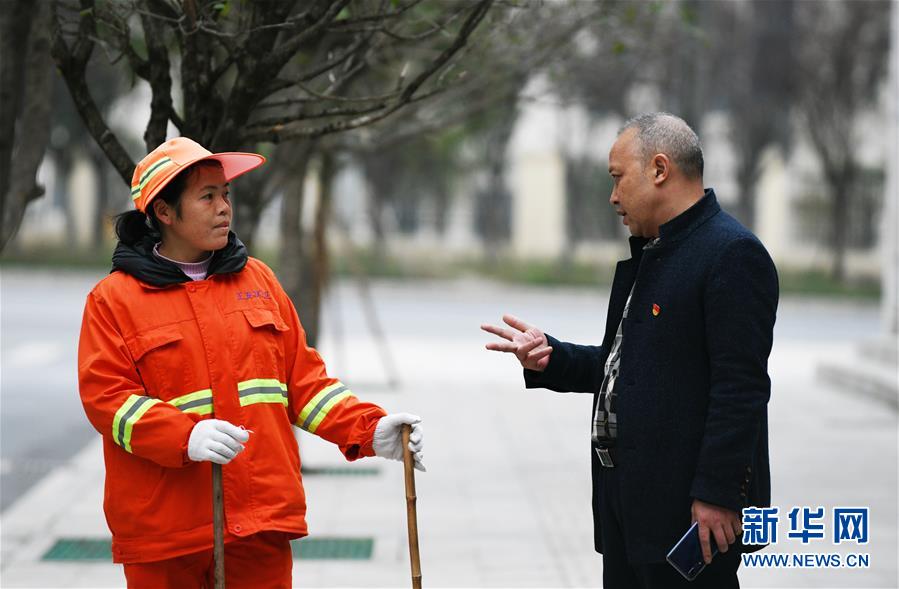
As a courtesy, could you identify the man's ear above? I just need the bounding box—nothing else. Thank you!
[152,199,174,227]
[651,154,670,185]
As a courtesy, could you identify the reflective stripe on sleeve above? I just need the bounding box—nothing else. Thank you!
[167,380,288,416]
[238,378,288,407]
[169,388,214,415]
[296,382,355,434]
[112,394,162,453]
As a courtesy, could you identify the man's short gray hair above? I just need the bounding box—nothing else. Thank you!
[619,112,704,179]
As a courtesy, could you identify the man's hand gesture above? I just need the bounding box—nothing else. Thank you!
[480,314,553,372]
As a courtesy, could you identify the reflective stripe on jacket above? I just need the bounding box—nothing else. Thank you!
[78,257,385,563]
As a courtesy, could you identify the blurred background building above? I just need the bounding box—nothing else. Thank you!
[6,1,894,287]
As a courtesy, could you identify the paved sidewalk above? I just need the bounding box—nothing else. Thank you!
[1,277,896,588]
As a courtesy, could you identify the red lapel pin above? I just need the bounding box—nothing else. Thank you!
[652,303,661,317]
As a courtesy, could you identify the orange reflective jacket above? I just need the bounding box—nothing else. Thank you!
[78,257,385,563]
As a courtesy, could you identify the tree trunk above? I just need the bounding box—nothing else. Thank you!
[298,150,336,348]
[829,173,852,283]
[366,181,388,265]
[278,140,316,331]
[482,159,508,265]
[235,143,295,255]
[232,178,265,255]
[0,0,32,203]
[49,148,77,247]
[478,104,517,264]
[92,149,111,250]
[0,0,53,251]
[734,159,758,231]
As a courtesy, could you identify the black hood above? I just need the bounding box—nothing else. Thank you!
[111,231,248,286]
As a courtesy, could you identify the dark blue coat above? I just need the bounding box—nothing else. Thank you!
[525,190,778,563]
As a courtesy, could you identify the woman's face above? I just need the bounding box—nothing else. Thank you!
[154,164,231,262]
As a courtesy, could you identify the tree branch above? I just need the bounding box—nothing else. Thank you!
[342,75,519,153]
[248,103,387,127]
[93,6,151,79]
[51,1,134,185]
[180,0,225,142]
[326,0,424,27]
[170,109,185,132]
[242,0,492,143]
[398,0,492,102]
[328,4,469,43]
[133,5,184,25]
[297,34,371,83]
[139,0,175,150]
[247,83,448,130]
[286,79,406,104]
[1,0,53,251]
[259,0,352,74]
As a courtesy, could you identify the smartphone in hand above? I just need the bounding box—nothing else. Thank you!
[666,521,719,581]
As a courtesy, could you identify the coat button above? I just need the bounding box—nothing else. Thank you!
[234,524,242,532]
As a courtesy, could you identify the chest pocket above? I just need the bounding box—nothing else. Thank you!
[127,323,194,397]
[241,307,290,377]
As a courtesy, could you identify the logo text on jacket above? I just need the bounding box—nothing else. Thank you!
[237,290,271,301]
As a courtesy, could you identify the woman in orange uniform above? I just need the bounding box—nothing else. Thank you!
[78,137,424,588]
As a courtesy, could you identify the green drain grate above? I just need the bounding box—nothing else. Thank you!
[291,537,373,559]
[42,537,373,561]
[42,539,111,561]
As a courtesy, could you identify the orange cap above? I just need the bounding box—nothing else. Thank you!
[131,137,266,213]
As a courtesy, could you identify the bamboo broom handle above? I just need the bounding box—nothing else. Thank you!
[213,462,225,589]
[402,424,422,589]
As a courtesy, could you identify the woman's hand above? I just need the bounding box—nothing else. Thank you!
[187,419,251,464]
[373,413,424,471]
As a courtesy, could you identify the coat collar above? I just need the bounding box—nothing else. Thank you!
[656,188,721,247]
[111,231,248,288]
[627,236,652,258]
[622,189,719,261]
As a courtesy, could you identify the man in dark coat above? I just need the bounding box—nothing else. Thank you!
[482,112,778,588]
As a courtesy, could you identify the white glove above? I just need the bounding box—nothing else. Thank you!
[187,419,250,465]
[373,413,425,471]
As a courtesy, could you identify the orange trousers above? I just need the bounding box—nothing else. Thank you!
[123,531,293,589]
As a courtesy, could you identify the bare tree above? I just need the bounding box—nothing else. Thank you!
[47,0,494,342]
[547,1,680,244]
[0,0,54,251]
[43,0,620,349]
[350,1,600,258]
[50,0,493,222]
[298,1,598,338]
[695,0,796,231]
[794,0,891,281]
